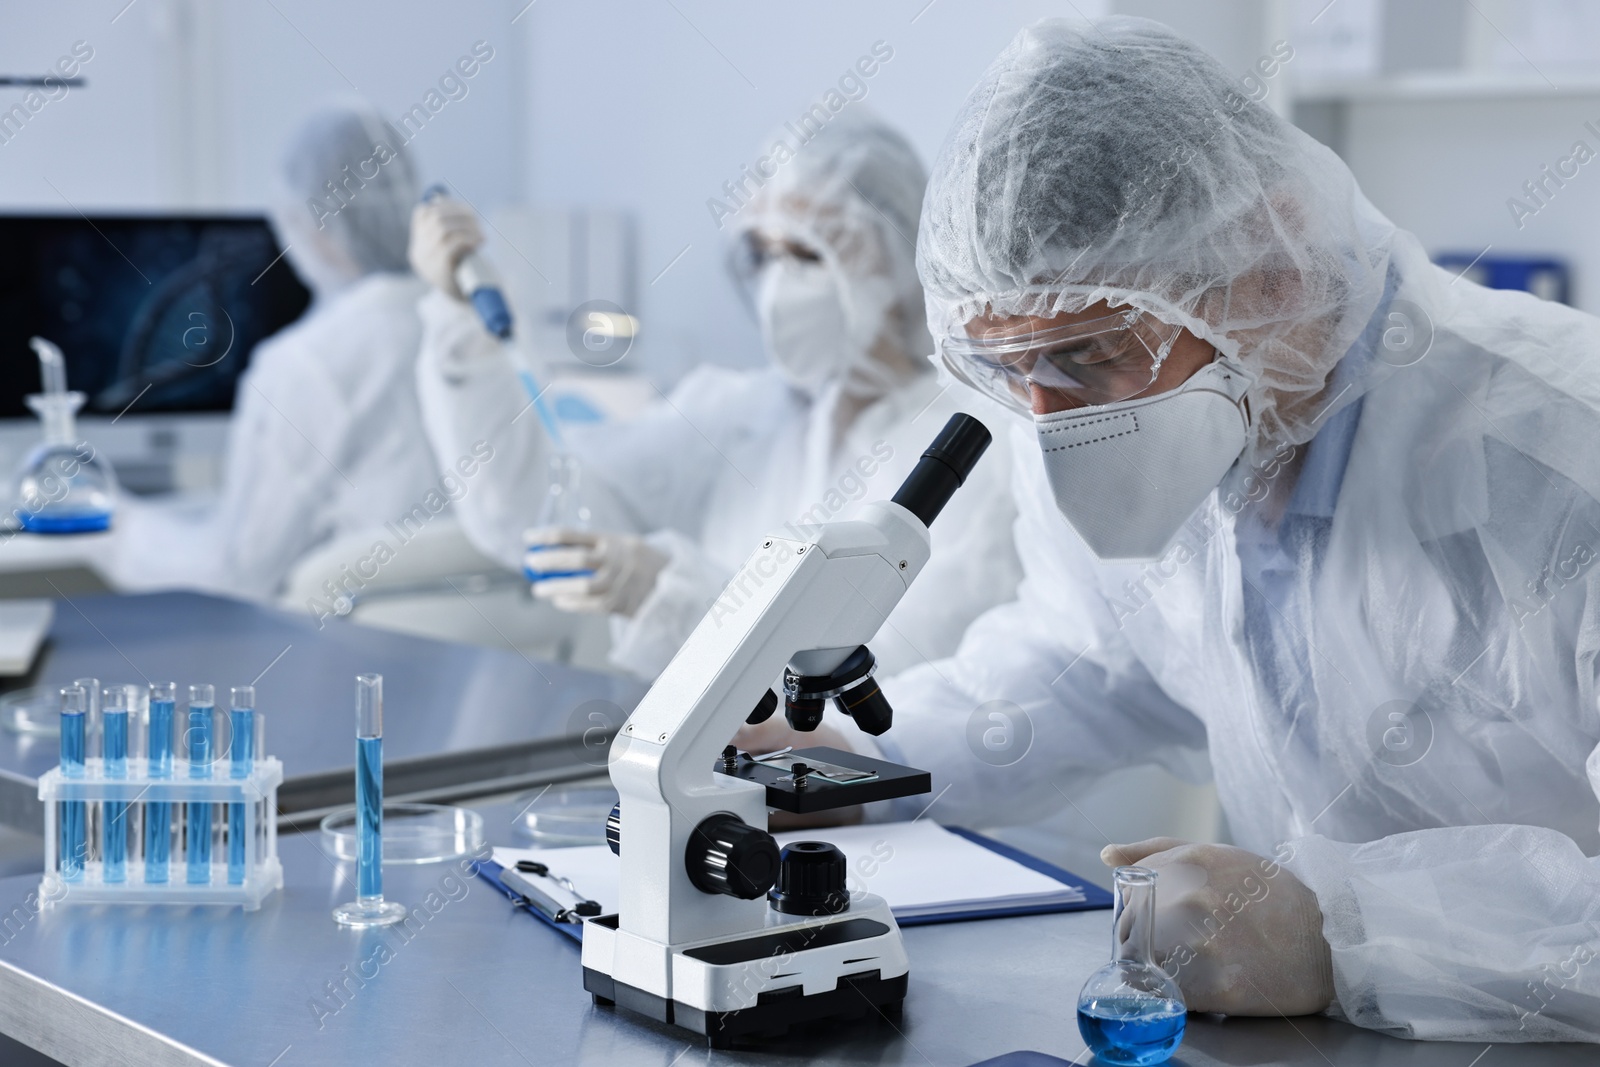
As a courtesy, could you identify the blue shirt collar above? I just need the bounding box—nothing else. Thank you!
[1280,266,1398,520]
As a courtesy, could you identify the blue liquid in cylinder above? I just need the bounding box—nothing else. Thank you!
[145,697,174,883]
[59,711,86,883]
[102,709,128,883]
[1078,997,1186,1066]
[356,736,382,900]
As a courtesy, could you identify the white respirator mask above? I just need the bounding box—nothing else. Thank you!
[756,258,861,396]
[1033,355,1256,560]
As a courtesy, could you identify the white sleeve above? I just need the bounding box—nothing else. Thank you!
[413,291,552,570]
[1284,812,1600,1041]
[606,529,732,680]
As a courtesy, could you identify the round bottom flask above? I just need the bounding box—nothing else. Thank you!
[16,392,115,533]
[1077,865,1186,1066]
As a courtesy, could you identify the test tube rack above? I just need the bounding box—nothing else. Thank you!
[38,758,284,910]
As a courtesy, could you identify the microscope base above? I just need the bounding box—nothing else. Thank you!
[584,966,906,1048]
[581,896,911,1048]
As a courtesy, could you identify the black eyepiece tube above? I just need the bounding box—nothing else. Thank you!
[890,413,992,528]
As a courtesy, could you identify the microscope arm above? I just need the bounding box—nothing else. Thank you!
[609,414,991,946]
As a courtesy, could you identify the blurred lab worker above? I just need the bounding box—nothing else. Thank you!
[112,105,439,600]
[409,110,1020,682]
[757,17,1600,1041]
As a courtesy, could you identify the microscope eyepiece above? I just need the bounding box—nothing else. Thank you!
[891,413,992,528]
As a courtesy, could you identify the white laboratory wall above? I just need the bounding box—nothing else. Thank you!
[514,0,1108,384]
[0,0,523,212]
[1335,94,1600,313]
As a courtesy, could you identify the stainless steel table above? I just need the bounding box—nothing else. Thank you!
[0,797,1590,1067]
[0,592,645,832]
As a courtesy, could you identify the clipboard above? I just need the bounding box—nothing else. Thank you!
[474,824,1111,942]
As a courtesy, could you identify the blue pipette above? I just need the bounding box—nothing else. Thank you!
[418,185,565,449]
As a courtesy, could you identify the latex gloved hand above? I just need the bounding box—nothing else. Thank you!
[408,198,484,300]
[1101,837,1334,1017]
[523,527,668,618]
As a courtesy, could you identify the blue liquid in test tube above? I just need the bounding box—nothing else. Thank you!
[333,674,405,927]
[58,686,87,883]
[101,686,129,883]
[228,686,255,885]
[186,684,214,885]
[145,683,175,883]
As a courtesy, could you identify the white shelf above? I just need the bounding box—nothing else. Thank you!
[1294,72,1600,104]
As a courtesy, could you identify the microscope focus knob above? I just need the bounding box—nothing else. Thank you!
[768,841,849,915]
[686,814,780,899]
[605,802,622,856]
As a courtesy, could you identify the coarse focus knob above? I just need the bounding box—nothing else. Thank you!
[768,841,849,916]
[685,814,779,899]
[605,801,621,855]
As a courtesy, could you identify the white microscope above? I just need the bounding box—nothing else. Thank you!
[582,413,992,1048]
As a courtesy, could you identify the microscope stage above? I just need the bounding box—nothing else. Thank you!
[716,746,931,813]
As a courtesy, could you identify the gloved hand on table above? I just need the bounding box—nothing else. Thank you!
[408,198,483,300]
[523,526,669,618]
[1101,837,1335,1017]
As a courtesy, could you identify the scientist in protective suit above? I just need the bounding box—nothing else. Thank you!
[407,110,1020,683]
[756,16,1600,1043]
[112,104,439,600]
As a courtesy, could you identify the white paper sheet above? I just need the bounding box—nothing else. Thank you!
[492,820,1083,922]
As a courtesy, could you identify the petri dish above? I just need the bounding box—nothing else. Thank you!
[1,686,58,736]
[514,784,616,847]
[320,803,484,865]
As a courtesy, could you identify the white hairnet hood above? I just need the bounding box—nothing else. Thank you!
[275,103,420,296]
[917,16,1414,458]
[730,108,933,393]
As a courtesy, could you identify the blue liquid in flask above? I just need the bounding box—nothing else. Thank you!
[1077,866,1186,1065]
[1078,996,1186,1066]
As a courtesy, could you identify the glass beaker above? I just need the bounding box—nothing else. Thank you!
[1077,865,1186,1065]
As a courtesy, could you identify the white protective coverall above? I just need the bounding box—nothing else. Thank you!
[416,112,1021,681]
[879,16,1600,1042]
[111,105,440,601]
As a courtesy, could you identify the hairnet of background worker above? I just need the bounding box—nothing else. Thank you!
[815,16,1600,1042]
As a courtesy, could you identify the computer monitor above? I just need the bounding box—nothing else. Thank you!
[0,214,312,420]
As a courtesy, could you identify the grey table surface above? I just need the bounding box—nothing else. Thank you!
[0,795,1591,1067]
[0,591,645,831]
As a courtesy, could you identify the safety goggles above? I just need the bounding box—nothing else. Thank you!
[938,308,1183,414]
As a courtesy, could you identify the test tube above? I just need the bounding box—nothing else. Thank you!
[101,686,129,884]
[58,685,87,883]
[332,674,405,927]
[228,686,254,885]
[73,677,100,754]
[145,682,175,884]
[186,684,214,885]
[73,678,100,865]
